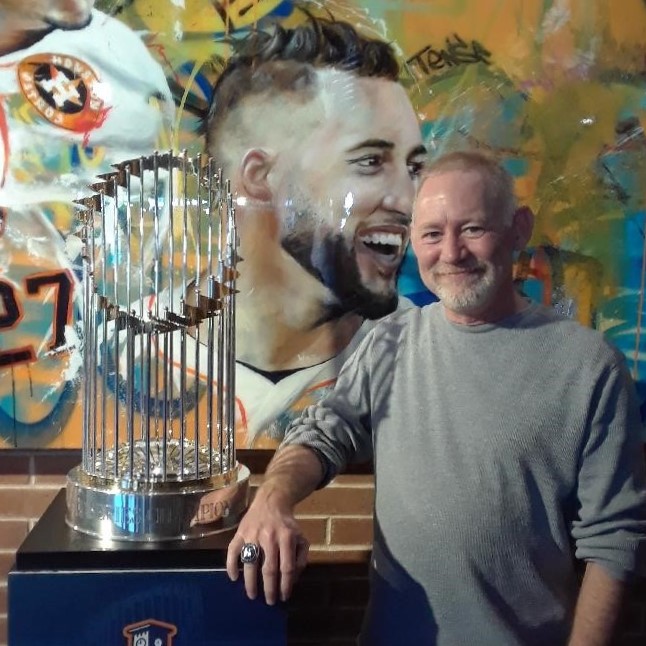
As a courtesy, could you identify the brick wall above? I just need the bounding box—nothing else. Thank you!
[1,450,645,645]
[0,450,84,645]
[0,449,374,646]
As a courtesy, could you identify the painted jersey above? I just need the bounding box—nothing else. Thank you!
[0,10,174,447]
[101,286,405,449]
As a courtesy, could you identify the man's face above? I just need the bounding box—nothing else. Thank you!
[410,169,517,318]
[0,0,94,31]
[267,72,426,320]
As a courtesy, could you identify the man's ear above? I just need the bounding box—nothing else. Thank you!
[239,149,273,203]
[511,206,534,251]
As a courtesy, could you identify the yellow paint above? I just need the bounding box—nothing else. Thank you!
[7,0,646,448]
[129,0,285,34]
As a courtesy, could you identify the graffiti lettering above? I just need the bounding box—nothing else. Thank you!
[405,34,491,80]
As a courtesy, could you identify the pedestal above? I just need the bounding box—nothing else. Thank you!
[8,489,286,645]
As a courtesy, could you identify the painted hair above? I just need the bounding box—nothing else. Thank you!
[204,17,400,151]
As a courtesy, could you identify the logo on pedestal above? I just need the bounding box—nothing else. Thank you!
[123,619,178,646]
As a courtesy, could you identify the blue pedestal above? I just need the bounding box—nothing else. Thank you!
[8,490,286,646]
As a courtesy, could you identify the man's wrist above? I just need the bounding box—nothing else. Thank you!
[254,479,299,514]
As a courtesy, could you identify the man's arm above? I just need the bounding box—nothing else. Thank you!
[568,562,625,646]
[226,444,324,605]
[570,358,646,645]
[227,327,378,604]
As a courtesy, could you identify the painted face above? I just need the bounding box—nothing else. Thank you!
[268,72,426,319]
[0,0,94,31]
[410,169,517,319]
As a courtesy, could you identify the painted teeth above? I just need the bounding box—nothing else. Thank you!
[358,232,402,246]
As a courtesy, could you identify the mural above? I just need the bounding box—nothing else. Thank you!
[1,0,645,448]
[0,0,174,449]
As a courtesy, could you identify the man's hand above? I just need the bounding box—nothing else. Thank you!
[226,490,309,605]
[225,444,325,604]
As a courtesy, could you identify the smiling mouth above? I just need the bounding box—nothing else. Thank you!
[356,227,407,270]
[433,267,485,283]
[438,270,477,276]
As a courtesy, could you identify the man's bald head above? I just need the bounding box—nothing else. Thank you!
[414,151,518,226]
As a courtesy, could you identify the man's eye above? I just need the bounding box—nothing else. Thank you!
[348,155,383,171]
[463,226,485,238]
[408,160,425,178]
[422,231,442,241]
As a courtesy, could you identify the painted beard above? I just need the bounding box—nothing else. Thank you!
[428,261,498,314]
[281,223,400,322]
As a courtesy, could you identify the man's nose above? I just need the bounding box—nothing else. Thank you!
[439,232,465,264]
[382,169,415,217]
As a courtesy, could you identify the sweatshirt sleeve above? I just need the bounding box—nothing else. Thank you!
[281,328,376,486]
[572,359,646,580]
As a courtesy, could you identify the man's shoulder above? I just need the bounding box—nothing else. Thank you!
[372,299,417,328]
[364,299,440,338]
[522,303,624,367]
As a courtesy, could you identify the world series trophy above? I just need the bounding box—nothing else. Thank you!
[9,153,285,646]
[65,151,250,541]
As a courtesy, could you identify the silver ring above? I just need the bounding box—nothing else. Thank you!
[240,542,261,564]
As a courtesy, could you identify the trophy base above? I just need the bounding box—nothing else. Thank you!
[10,489,287,645]
[65,463,250,541]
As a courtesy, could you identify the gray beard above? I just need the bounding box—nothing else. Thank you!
[430,265,497,314]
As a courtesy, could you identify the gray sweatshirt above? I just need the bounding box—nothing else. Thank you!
[283,302,646,645]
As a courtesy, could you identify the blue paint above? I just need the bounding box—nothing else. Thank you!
[398,246,427,295]
[271,0,294,18]
[179,62,214,99]
[502,158,530,177]
[621,211,646,291]
[520,278,544,303]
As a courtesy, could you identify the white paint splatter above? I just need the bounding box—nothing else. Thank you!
[173,20,183,41]
[539,0,571,41]
[61,324,84,382]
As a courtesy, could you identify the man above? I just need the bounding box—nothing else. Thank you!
[226,151,646,645]
[0,0,173,447]
[200,19,427,447]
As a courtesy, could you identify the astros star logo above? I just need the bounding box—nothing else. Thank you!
[17,53,108,132]
[38,65,84,109]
